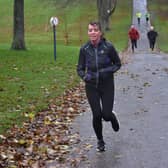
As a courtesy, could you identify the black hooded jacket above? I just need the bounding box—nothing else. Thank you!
[147,30,158,42]
[77,38,121,86]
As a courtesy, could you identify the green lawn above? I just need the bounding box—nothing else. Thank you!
[0,44,80,132]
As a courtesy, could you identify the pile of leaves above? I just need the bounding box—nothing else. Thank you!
[0,82,91,168]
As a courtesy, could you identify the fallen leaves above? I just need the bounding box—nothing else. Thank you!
[0,82,88,168]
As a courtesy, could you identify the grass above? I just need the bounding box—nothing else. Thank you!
[148,0,168,52]
[0,0,132,133]
[0,44,79,132]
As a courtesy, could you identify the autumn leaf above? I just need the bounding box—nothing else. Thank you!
[0,83,87,167]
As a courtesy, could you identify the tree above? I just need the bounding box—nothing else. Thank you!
[97,0,117,32]
[11,0,26,50]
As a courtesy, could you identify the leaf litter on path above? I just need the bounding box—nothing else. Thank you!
[0,82,90,168]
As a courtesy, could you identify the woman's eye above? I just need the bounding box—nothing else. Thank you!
[88,29,99,32]
[94,29,99,32]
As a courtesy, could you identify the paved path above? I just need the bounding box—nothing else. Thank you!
[72,0,168,167]
[130,0,152,53]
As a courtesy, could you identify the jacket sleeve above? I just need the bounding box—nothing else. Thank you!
[77,47,86,80]
[99,45,121,73]
[136,30,140,39]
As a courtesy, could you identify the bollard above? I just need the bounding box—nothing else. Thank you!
[50,17,59,61]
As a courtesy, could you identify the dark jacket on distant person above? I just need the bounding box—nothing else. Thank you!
[147,30,158,42]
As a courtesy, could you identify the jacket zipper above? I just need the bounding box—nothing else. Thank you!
[94,48,99,88]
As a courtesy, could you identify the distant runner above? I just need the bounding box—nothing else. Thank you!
[147,26,158,51]
[136,12,142,25]
[145,12,150,24]
[128,25,140,53]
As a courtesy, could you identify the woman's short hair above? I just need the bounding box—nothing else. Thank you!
[89,21,102,31]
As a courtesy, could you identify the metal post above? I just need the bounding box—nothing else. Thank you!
[50,17,58,61]
[53,25,56,61]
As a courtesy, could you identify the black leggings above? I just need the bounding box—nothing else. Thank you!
[149,40,156,50]
[131,39,137,52]
[85,76,115,140]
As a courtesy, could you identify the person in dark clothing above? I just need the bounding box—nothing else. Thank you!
[147,26,158,51]
[136,12,142,25]
[145,12,150,24]
[77,21,121,152]
[128,25,140,53]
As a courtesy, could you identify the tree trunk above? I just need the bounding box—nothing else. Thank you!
[11,0,26,50]
[97,0,117,32]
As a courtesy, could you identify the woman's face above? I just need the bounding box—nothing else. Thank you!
[88,24,102,45]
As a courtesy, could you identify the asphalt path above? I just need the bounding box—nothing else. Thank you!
[72,0,168,167]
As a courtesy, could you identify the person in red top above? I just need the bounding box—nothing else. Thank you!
[128,25,140,53]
